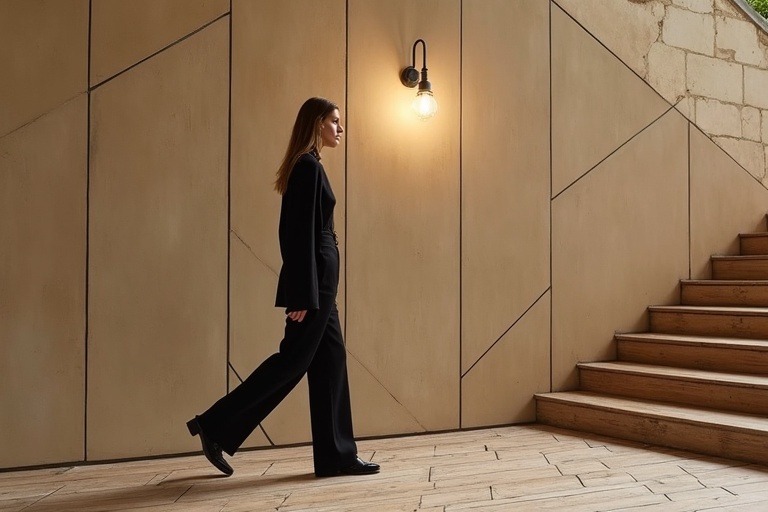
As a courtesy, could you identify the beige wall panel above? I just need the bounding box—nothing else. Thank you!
[229,235,311,446]
[347,0,461,431]
[231,0,346,278]
[229,236,285,448]
[690,128,768,279]
[551,5,670,198]
[90,0,229,85]
[0,0,88,137]
[461,0,550,373]
[461,291,550,429]
[552,110,689,391]
[348,354,426,437]
[0,96,87,469]
[229,0,346,446]
[554,0,662,76]
[88,20,229,460]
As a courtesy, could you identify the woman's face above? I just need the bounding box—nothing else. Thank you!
[319,109,343,149]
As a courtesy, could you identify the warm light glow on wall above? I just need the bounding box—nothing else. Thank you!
[400,39,437,120]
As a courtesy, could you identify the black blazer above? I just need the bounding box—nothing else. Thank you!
[274,153,336,311]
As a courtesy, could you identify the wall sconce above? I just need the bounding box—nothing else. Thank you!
[400,39,438,120]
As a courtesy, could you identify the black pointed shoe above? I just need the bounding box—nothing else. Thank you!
[316,457,380,477]
[340,456,380,475]
[186,416,233,477]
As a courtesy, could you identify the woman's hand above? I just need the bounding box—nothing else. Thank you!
[287,310,307,323]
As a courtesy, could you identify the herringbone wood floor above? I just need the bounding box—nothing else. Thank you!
[3,425,768,511]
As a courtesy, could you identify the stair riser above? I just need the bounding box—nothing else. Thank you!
[579,369,768,415]
[536,399,768,466]
[681,284,768,307]
[650,311,768,339]
[712,260,768,280]
[740,237,768,256]
[617,340,768,374]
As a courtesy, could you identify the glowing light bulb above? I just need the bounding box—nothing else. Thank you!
[412,90,438,120]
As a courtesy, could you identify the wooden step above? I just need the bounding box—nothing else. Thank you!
[649,305,768,339]
[681,280,768,307]
[578,361,768,415]
[616,332,768,374]
[535,391,768,466]
[711,255,768,280]
[740,232,768,255]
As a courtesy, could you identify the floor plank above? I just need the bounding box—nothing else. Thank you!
[2,425,767,511]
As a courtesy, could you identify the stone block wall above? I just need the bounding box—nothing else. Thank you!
[557,0,768,184]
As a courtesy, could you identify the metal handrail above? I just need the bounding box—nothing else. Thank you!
[730,0,768,34]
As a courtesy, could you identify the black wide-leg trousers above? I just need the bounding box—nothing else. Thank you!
[197,238,357,473]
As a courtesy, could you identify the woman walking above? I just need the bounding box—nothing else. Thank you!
[187,97,379,478]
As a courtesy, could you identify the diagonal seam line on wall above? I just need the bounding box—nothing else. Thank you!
[227,362,275,446]
[551,0,672,108]
[346,349,428,432]
[231,229,279,277]
[461,287,550,379]
[90,12,230,91]
[552,0,768,196]
[687,120,768,192]
[551,104,678,202]
[0,92,88,140]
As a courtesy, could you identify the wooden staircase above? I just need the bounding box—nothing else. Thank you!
[536,218,768,466]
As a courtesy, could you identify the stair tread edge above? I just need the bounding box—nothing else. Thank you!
[535,392,768,431]
[577,361,768,386]
[615,333,768,348]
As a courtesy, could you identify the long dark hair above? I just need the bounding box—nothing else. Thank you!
[274,97,339,195]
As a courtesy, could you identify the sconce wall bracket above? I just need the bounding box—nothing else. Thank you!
[400,66,420,88]
[400,39,429,90]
